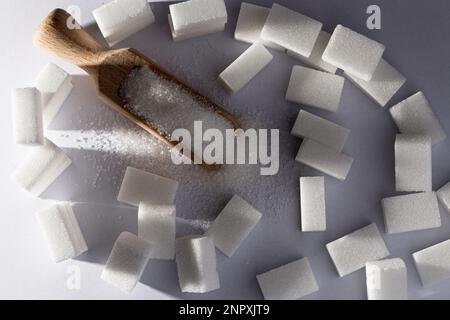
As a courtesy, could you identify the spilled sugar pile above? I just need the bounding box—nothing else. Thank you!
[120,66,233,137]
[47,80,298,225]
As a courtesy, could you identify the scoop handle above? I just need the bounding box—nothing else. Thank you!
[33,9,106,72]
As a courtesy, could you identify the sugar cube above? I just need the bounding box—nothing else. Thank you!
[286,65,345,112]
[117,167,179,207]
[234,2,283,50]
[395,134,432,192]
[218,43,273,94]
[286,31,337,74]
[34,63,73,127]
[381,192,441,234]
[291,110,350,152]
[437,181,450,214]
[366,258,407,300]
[12,88,44,146]
[256,257,318,300]
[11,139,72,197]
[169,0,227,36]
[344,59,406,107]
[323,25,385,81]
[326,223,389,277]
[176,235,220,293]
[101,232,152,293]
[295,139,353,181]
[260,4,322,57]
[413,239,450,286]
[93,0,155,47]
[168,14,224,41]
[389,92,446,144]
[138,202,176,260]
[36,203,87,263]
[300,177,326,232]
[207,195,262,257]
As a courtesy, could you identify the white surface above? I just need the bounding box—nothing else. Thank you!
[260,3,322,57]
[101,232,152,293]
[344,59,406,107]
[138,202,176,260]
[437,181,450,215]
[175,235,220,293]
[366,258,407,300]
[93,0,155,47]
[207,195,262,257]
[395,134,432,192]
[291,110,350,152]
[34,62,73,127]
[382,192,441,234]
[169,13,224,41]
[36,202,88,263]
[389,91,446,145]
[234,2,282,50]
[323,24,385,81]
[12,87,44,146]
[295,139,353,181]
[326,223,390,277]
[286,65,345,112]
[2,0,450,300]
[11,139,72,197]
[286,31,337,74]
[413,239,450,286]
[117,167,179,207]
[219,42,273,94]
[300,176,326,232]
[169,0,227,34]
[256,257,318,300]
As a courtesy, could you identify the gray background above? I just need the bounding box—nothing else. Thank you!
[1,0,450,299]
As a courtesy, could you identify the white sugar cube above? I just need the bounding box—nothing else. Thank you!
[207,195,262,257]
[323,25,385,81]
[117,167,179,207]
[34,63,73,127]
[260,4,322,58]
[256,257,318,300]
[93,0,155,47]
[291,110,350,152]
[366,258,407,300]
[170,0,227,35]
[389,92,446,144]
[395,134,432,192]
[176,235,220,293]
[326,223,389,277]
[101,232,152,293]
[286,31,337,74]
[295,139,353,181]
[36,203,87,263]
[138,202,176,260]
[219,43,273,94]
[437,181,450,214]
[413,239,450,286]
[286,65,345,112]
[381,192,441,234]
[300,177,326,232]
[344,59,406,107]
[169,14,224,41]
[12,88,44,146]
[234,2,283,50]
[11,139,72,197]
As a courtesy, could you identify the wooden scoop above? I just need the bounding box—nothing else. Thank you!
[34,9,240,171]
